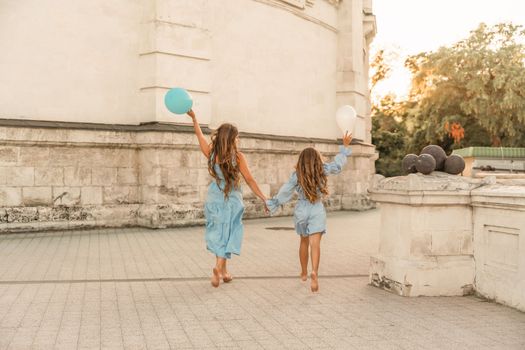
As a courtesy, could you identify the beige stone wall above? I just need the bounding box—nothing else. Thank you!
[0,0,376,141]
[0,122,376,232]
[370,173,525,311]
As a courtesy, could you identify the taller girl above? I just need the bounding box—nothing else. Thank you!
[187,110,268,287]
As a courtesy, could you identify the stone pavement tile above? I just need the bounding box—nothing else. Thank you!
[0,211,524,349]
[0,211,380,283]
[0,328,16,350]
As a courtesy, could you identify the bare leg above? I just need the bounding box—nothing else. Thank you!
[299,235,309,281]
[309,233,322,292]
[211,256,225,288]
[222,259,232,283]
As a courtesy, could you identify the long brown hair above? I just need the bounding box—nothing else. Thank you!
[296,147,328,203]
[208,123,240,197]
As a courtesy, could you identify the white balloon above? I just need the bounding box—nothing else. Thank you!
[335,105,357,135]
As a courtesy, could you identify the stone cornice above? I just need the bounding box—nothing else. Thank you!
[252,0,338,32]
[0,119,373,155]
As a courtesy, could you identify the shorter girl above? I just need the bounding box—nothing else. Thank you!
[266,132,352,292]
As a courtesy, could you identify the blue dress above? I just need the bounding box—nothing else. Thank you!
[204,163,245,259]
[266,146,352,236]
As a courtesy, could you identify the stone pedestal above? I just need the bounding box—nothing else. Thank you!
[471,183,525,311]
[369,173,483,296]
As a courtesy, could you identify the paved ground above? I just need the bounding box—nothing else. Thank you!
[0,210,524,349]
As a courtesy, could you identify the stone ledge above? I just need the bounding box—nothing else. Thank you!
[0,118,372,151]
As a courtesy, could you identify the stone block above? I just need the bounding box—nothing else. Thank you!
[141,167,162,186]
[0,146,19,165]
[0,167,7,185]
[103,186,139,204]
[35,167,64,186]
[117,168,138,185]
[19,147,50,166]
[81,187,103,205]
[53,187,81,206]
[64,167,91,186]
[0,187,22,206]
[49,147,80,167]
[91,168,117,186]
[167,168,198,187]
[6,167,34,186]
[22,187,52,206]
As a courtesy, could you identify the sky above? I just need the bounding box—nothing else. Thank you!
[371,0,525,100]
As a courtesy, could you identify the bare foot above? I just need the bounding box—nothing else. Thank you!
[300,273,307,282]
[310,271,319,292]
[211,268,220,288]
[222,272,233,283]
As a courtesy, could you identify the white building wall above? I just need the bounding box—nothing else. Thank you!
[0,0,375,141]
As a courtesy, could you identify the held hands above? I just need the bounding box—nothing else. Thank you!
[343,132,353,147]
[261,197,270,214]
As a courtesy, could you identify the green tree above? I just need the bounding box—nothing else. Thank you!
[372,94,409,177]
[405,23,525,149]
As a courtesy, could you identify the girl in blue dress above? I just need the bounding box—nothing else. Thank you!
[187,110,268,288]
[266,132,352,292]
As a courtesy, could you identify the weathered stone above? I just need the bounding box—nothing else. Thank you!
[35,167,63,186]
[22,187,52,206]
[141,167,162,186]
[91,168,117,186]
[49,147,80,167]
[5,167,34,186]
[0,187,22,206]
[444,154,466,175]
[369,173,486,297]
[0,127,376,231]
[0,167,7,185]
[19,147,50,166]
[103,186,138,204]
[421,145,447,170]
[402,154,418,174]
[53,187,81,206]
[5,207,39,223]
[415,154,436,175]
[81,187,103,205]
[0,146,18,165]
[471,184,525,312]
[64,167,91,186]
[117,168,138,185]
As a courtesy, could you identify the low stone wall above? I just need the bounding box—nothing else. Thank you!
[0,120,377,232]
[369,173,525,312]
[471,183,525,312]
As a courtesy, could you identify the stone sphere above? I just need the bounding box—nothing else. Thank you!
[420,145,447,170]
[415,154,436,175]
[444,154,466,175]
[402,154,418,174]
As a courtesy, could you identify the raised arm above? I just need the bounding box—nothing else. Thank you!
[238,152,268,209]
[187,109,211,158]
[324,132,353,175]
[266,172,298,215]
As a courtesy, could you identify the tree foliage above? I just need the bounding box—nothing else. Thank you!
[405,23,525,148]
[371,23,525,176]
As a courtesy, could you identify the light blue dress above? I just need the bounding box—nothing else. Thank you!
[204,163,244,259]
[266,146,352,236]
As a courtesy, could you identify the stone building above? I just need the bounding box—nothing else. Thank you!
[0,0,377,232]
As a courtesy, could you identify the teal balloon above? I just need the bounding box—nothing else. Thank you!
[164,88,193,114]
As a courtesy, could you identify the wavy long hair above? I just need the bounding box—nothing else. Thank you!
[296,147,328,203]
[208,123,241,197]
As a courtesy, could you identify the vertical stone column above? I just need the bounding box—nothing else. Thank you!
[138,0,212,125]
[369,173,479,296]
[336,0,375,144]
